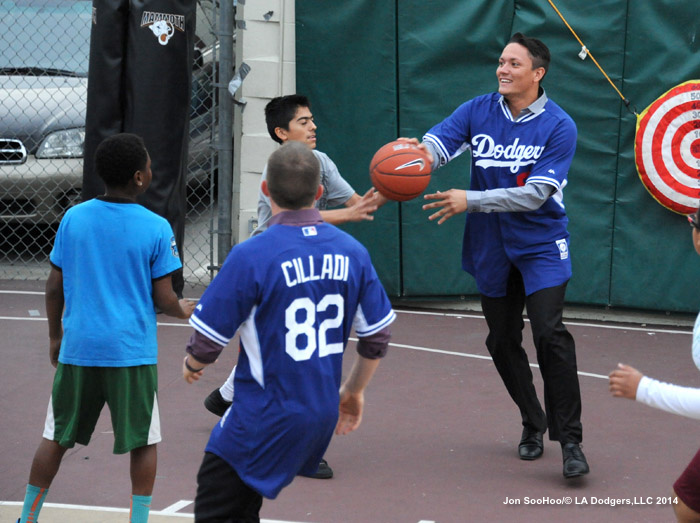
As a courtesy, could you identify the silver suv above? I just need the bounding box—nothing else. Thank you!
[0,1,91,224]
[0,0,215,226]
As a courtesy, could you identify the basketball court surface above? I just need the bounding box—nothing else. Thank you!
[1,280,698,522]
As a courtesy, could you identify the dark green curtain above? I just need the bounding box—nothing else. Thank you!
[297,0,700,312]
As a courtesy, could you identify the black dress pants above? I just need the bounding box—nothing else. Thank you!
[195,452,263,523]
[480,267,583,444]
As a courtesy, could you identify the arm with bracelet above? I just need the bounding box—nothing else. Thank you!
[183,330,224,383]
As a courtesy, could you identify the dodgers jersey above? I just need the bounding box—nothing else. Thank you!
[189,217,395,498]
[424,92,577,297]
[50,198,182,366]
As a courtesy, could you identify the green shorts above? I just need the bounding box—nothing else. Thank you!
[43,363,161,454]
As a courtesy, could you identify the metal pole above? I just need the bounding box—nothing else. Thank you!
[215,0,235,266]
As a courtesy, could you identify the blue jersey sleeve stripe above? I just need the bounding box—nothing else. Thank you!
[423,133,450,163]
[355,309,396,337]
[189,315,231,346]
[526,176,561,190]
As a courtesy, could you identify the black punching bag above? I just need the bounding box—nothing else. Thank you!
[83,0,195,296]
[82,0,128,200]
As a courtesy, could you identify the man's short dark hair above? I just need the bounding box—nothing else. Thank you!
[265,94,311,144]
[94,133,148,188]
[266,142,320,210]
[508,32,551,81]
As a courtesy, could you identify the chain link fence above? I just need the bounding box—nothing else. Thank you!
[0,0,228,288]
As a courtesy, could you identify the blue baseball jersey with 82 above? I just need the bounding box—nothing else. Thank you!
[189,221,395,498]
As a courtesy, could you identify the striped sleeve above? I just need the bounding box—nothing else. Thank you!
[189,313,231,346]
[353,306,396,337]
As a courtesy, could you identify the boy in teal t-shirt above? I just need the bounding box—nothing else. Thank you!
[17,133,195,523]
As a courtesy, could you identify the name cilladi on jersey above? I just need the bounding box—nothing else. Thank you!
[281,254,350,288]
[471,134,545,173]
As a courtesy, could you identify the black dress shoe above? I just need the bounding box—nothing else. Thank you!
[204,388,232,417]
[518,428,544,460]
[562,442,589,478]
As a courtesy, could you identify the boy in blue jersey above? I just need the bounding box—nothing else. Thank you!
[16,133,195,523]
[204,94,388,479]
[407,33,588,479]
[183,141,394,521]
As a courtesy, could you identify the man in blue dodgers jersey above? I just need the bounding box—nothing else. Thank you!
[412,33,588,479]
[182,141,395,520]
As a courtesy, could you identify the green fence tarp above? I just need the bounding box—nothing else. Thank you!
[610,1,700,311]
[296,0,400,295]
[296,0,700,313]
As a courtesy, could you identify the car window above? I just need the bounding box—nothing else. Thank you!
[0,0,92,76]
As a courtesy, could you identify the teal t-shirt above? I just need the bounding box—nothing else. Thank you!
[50,197,182,366]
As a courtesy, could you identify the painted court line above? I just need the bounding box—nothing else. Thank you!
[0,291,688,383]
[394,308,693,335]
[358,339,610,380]
[0,500,311,522]
[1,500,189,517]
[160,500,193,514]
[0,310,611,379]
[1,311,693,336]
[0,289,692,335]
[0,312,655,380]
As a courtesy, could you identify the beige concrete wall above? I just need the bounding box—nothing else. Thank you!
[233,0,295,241]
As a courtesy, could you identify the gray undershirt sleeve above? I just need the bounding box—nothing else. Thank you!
[466,182,556,213]
[423,140,443,171]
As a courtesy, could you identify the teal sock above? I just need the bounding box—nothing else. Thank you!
[20,484,48,523]
[130,494,152,523]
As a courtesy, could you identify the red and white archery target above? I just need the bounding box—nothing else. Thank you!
[635,80,700,214]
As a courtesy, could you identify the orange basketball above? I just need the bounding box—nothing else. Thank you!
[369,140,432,201]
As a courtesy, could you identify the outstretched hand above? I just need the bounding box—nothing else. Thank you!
[422,189,467,224]
[609,363,643,400]
[346,188,381,222]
